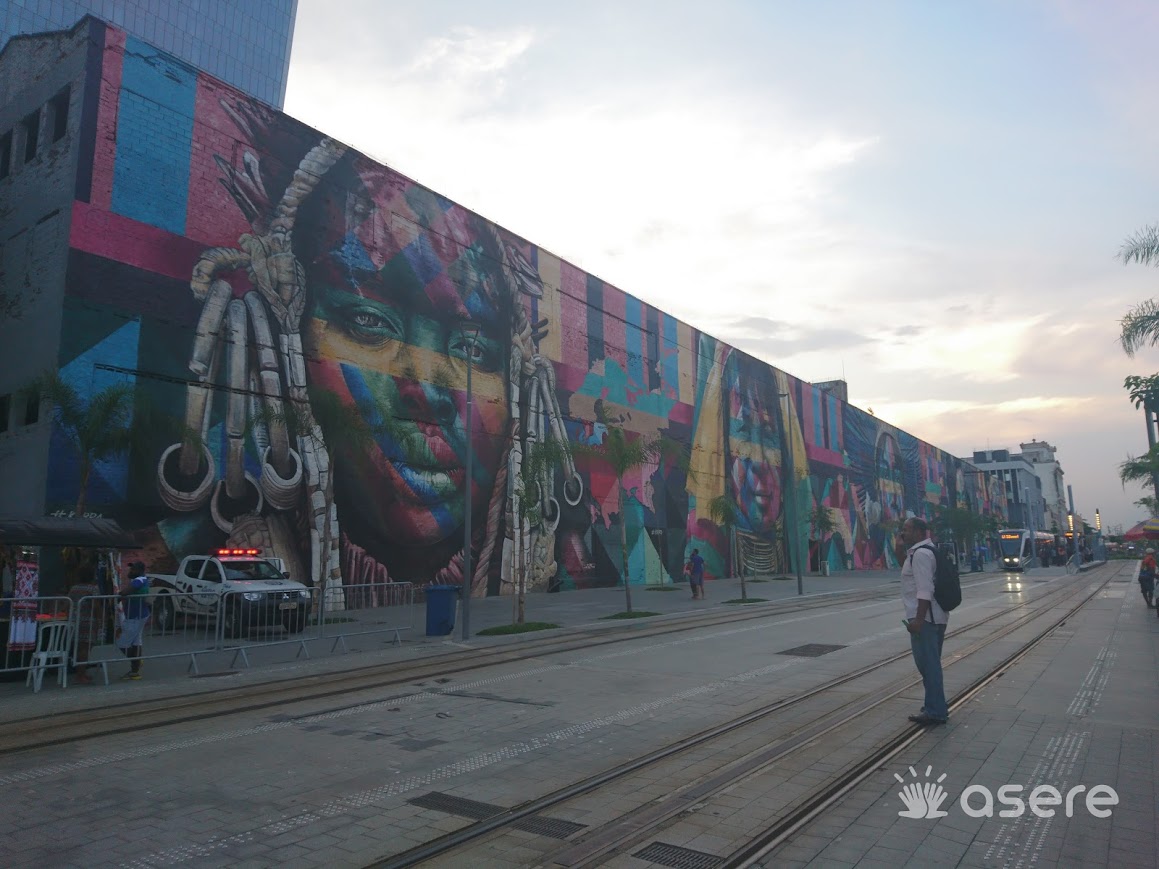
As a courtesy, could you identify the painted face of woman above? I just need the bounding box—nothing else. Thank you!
[726,365,781,534]
[301,162,511,547]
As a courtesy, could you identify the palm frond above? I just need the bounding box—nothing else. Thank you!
[28,371,83,431]
[1119,224,1159,266]
[1120,299,1159,357]
[1119,446,1159,486]
[707,494,741,527]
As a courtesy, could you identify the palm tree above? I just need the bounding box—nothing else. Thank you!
[1119,446,1159,498]
[1118,226,1159,355]
[707,494,745,599]
[1124,374,1159,502]
[32,372,142,516]
[809,503,838,572]
[576,415,689,614]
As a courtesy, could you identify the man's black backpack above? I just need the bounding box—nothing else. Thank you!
[921,542,962,612]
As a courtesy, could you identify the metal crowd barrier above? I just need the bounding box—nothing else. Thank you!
[74,592,226,682]
[3,579,416,688]
[317,580,415,651]
[0,596,73,678]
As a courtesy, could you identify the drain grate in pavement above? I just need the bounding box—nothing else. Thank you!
[777,643,846,657]
[633,842,722,868]
[408,792,501,819]
[407,792,587,839]
[513,815,587,839]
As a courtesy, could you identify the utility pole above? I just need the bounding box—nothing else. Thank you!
[779,393,804,596]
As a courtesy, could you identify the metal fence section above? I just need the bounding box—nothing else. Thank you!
[1,595,72,677]
[5,579,415,688]
[318,581,415,651]
[216,586,317,668]
[75,592,227,682]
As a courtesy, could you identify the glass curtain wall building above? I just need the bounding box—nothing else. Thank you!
[1,0,297,107]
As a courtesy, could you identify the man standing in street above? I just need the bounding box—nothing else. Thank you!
[898,517,948,725]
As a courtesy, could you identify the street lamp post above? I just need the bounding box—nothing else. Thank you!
[778,392,804,596]
[1067,484,1078,569]
[1022,485,1036,566]
[460,326,480,641]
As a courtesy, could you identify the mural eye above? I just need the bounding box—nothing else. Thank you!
[449,328,500,372]
[342,306,403,345]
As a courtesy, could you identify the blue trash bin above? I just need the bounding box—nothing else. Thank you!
[425,585,459,636]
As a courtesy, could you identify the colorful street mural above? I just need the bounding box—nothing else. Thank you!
[49,27,1007,598]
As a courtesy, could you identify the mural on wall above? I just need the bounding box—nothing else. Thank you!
[49,29,1007,598]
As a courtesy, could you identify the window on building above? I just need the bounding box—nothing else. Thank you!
[0,395,9,434]
[22,390,39,426]
[49,87,70,142]
[0,131,10,180]
[22,109,40,163]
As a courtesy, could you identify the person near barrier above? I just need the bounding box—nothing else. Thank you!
[116,561,151,681]
[1139,549,1156,608]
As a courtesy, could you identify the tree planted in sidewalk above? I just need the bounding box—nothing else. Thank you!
[575,409,690,614]
[707,494,746,599]
[809,503,838,571]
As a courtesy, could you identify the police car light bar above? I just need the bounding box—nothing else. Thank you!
[217,548,262,556]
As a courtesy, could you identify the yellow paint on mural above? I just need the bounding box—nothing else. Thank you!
[677,320,694,405]
[534,248,562,362]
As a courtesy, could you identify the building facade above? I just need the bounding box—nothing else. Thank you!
[1018,440,1068,534]
[0,21,1008,597]
[1,1,296,107]
[968,449,1046,533]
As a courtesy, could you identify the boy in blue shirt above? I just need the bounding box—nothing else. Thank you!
[116,561,152,680]
[687,549,706,599]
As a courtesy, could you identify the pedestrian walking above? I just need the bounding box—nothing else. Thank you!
[899,517,948,725]
[1139,548,1156,608]
[116,561,151,681]
[686,549,706,600]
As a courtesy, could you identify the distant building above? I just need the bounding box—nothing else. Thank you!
[1018,440,1068,534]
[1,1,297,107]
[969,449,1046,532]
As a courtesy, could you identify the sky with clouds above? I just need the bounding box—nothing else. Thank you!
[283,0,1159,532]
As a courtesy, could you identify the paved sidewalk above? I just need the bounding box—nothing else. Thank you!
[764,559,1155,869]
[0,563,1017,721]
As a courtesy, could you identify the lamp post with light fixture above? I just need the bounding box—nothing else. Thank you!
[778,392,804,596]
[460,325,480,641]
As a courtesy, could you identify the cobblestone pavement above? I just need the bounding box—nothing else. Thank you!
[0,563,1109,868]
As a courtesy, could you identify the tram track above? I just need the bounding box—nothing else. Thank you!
[364,565,1112,868]
[0,577,986,756]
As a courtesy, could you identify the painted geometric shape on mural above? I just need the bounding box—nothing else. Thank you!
[50,319,141,504]
[111,37,197,235]
[627,514,673,586]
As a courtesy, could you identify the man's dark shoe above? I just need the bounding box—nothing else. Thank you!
[908,714,947,726]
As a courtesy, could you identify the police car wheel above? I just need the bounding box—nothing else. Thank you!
[154,594,176,633]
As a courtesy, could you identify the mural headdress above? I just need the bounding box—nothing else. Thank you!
[156,102,582,598]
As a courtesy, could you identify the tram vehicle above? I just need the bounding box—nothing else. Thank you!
[996,529,1053,571]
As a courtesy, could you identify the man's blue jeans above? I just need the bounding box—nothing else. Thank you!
[910,621,948,721]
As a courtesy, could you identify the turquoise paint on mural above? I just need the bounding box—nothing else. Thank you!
[58,320,140,499]
[575,357,676,420]
[111,37,197,234]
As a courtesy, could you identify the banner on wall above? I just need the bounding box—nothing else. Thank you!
[7,560,40,651]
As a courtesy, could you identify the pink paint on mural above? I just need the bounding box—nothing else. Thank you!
[70,201,206,282]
